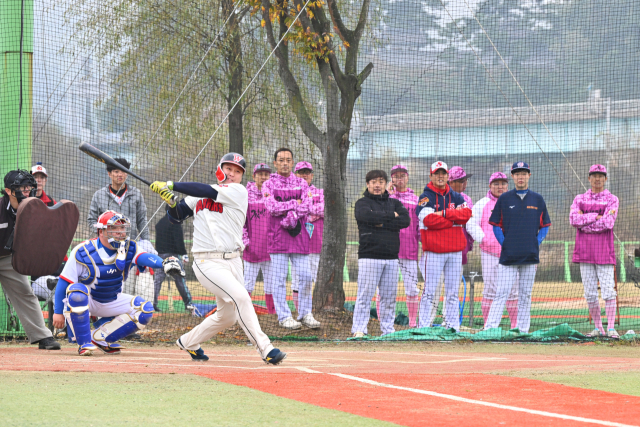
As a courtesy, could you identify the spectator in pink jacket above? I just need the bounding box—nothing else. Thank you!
[466,172,519,328]
[569,164,620,339]
[262,148,321,330]
[384,164,420,328]
[243,163,275,313]
[291,161,324,313]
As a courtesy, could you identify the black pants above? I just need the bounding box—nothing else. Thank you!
[153,253,192,309]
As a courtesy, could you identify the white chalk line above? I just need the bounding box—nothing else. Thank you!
[330,373,638,427]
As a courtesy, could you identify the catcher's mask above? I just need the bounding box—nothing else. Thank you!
[96,210,131,248]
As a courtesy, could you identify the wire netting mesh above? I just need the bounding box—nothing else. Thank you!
[1,0,639,343]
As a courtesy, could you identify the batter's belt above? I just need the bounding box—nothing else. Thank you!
[195,251,241,260]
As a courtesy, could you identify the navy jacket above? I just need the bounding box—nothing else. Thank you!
[489,189,551,265]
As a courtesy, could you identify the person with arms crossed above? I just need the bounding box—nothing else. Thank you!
[243,163,275,312]
[150,153,287,364]
[466,172,519,328]
[386,164,420,328]
[290,161,323,312]
[416,161,472,332]
[352,170,410,337]
[485,162,551,334]
[0,170,60,350]
[87,158,157,301]
[569,164,619,338]
[52,211,170,355]
[153,215,194,313]
[262,148,320,329]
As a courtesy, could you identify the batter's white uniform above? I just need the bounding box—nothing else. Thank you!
[177,183,274,358]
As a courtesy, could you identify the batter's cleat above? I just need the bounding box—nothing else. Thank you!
[300,313,321,329]
[279,317,302,330]
[37,336,61,350]
[176,338,209,361]
[608,328,620,339]
[586,328,602,338]
[78,343,98,356]
[91,340,122,355]
[263,348,287,365]
[353,332,365,338]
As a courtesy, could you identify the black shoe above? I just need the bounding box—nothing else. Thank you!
[263,348,287,365]
[153,305,163,313]
[37,337,61,350]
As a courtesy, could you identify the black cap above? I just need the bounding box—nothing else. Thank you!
[4,170,35,189]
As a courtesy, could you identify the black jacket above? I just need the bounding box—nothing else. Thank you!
[155,215,188,255]
[0,196,17,257]
[355,190,410,259]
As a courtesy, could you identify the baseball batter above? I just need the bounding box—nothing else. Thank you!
[243,163,275,313]
[466,172,519,329]
[416,161,472,332]
[570,164,619,338]
[52,211,169,355]
[486,162,551,334]
[151,153,286,364]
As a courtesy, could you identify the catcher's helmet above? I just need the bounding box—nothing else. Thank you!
[3,170,37,202]
[215,152,246,182]
[95,210,131,248]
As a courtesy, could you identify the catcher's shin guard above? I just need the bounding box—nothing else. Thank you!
[92,296,154,343]
[63,284,92,347]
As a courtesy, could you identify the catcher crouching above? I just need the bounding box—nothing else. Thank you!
[52,211,181,355]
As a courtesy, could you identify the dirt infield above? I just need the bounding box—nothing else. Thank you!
[2,342,640,426]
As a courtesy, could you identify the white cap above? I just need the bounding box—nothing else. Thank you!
[430,161,449,174]
[31,163,48,177]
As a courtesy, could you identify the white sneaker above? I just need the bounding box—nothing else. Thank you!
[586,328,601,338]
[608,328,620,339]
[353,332,365,338]
[300,313,321,329]
[279,317,302,330]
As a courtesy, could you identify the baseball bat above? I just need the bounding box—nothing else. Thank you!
[78,142,153,186]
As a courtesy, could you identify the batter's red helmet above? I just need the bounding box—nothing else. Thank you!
[216,152,246,182]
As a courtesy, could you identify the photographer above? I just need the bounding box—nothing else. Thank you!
[0,170,60,349]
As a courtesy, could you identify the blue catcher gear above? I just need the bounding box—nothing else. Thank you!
[75,239,138,303]
[91,296,154,344]
[63,284,96,350]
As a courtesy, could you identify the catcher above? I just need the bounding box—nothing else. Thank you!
[52,211,183,355]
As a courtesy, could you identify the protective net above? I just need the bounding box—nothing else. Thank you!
[1,0,639,343]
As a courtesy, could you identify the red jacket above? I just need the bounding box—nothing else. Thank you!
[417,183,472,253]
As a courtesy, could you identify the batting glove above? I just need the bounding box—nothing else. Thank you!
[150,181,176,207]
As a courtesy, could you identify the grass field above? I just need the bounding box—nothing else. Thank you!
[2,341,639,426]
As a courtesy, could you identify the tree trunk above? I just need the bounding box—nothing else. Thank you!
[226,6,244,155]
[313,133,348,310]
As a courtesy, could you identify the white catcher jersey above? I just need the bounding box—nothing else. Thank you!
[184,183,248,253]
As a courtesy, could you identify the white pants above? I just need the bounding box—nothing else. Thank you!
[292,253,320,292]
[31,276,56,301]
[269,253,312,321]
[352,258,398,335]
[485,264,537,333]
[123,271,155,302]
[419,253,447,327]
[580,263,616,303]
[243,261,273,294]
[399,259,419,297]
[419,251,462,330]
[180,257,273,358]
[481,251,518,300]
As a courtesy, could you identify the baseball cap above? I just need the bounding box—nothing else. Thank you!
[588,164,607,176]
[31,162,48,177]
[511,161,530,173]
[430,161,449,174]
[253,163,271,174]
[391,164,408,176]
[294,161,313,173]
[489,172,509,184]
[3,170,35,189]
[448,166,472,182]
